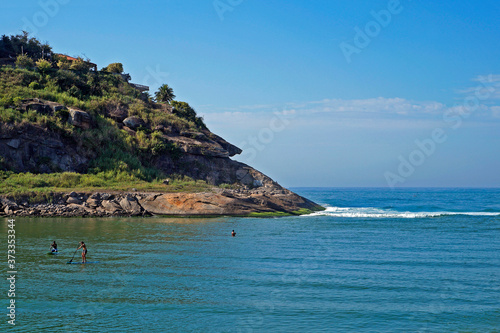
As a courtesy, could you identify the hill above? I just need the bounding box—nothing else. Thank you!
[0,32,323,217]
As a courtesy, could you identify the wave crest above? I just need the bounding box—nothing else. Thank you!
[305,206,500,218]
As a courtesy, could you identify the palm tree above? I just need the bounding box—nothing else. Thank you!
[155,84,176,103]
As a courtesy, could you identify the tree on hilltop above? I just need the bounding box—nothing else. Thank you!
[0,31,52,60]
[155,84,176,104]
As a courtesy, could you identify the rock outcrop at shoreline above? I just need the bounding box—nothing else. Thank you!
[0,187,323,217]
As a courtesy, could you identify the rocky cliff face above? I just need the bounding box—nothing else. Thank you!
[0,98,283,189]
[0,98,324,216]
[0,122,88,173]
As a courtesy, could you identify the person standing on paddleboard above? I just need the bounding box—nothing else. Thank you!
[77,241,87,263]
[50,241,58,252]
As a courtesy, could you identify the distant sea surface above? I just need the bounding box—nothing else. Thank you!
[2,188,499,332]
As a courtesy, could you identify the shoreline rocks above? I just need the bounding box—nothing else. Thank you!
[0,188,324,218]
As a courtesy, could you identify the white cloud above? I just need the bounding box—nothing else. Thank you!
[203,97,455,124]
[459,74,500,100]
[202,75,500,130]
[293,97,446,116]
[471,74,500,83]
[203,97,448,117]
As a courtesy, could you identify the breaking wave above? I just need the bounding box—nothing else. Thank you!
[305,206,500,218]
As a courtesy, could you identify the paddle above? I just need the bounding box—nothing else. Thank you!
[67,247,79,264]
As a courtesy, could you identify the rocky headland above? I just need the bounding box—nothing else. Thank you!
[0,33,324,217]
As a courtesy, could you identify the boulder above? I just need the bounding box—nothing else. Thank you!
[26,102,52,115]
[109,107,128,122]
[89,193,101,200]
[139,193,229,215]
[68,108,92,129]
[119,196,142,215]
[123,117,146,130]
[66,196,82,204]
[7,139,20,149]
[66,203,86,212]
[101,200,122,214]
[0,198,18,210]
[136,192,307,216]
[46,101,67,113]
[86,197,101,208]
[101,193,114,200]
[122,126,136,135]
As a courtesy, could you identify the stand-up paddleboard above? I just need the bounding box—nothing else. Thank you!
[47,251,59,255]
[67,261,99,264]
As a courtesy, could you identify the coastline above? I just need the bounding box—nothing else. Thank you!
[0,187,325,218]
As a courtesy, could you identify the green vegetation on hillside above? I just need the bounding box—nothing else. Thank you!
[0,171,215,199]
[0,33,213,196]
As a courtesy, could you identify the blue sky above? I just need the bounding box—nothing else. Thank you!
[2,0,500,187]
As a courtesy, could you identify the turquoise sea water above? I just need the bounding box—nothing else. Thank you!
[1,188,499,332]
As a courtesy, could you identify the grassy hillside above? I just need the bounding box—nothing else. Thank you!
[0,33,227,196]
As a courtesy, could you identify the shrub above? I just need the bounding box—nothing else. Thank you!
[171,100,207,129]
[15,54,34,68]
[0,107,22,123]
[104,62,124,74]
[0,96,14,107]
[68,86,83,99]
[35,58,52,74]
[29,81,41,90]
[55,109,70,121]
[70,57,92,72]
[12,97,23,106]
[128,101,148,117]
[57,59,71,70]
[53,69,82,91]
[17,68,41,86]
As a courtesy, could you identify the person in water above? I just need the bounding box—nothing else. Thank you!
[50,241,58,252]
[77,241,87,263]
[231,230,236,237]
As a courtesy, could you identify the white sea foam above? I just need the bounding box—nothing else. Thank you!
[305,206,500,218]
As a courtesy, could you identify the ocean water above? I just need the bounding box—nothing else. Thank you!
[1,188,499,332]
